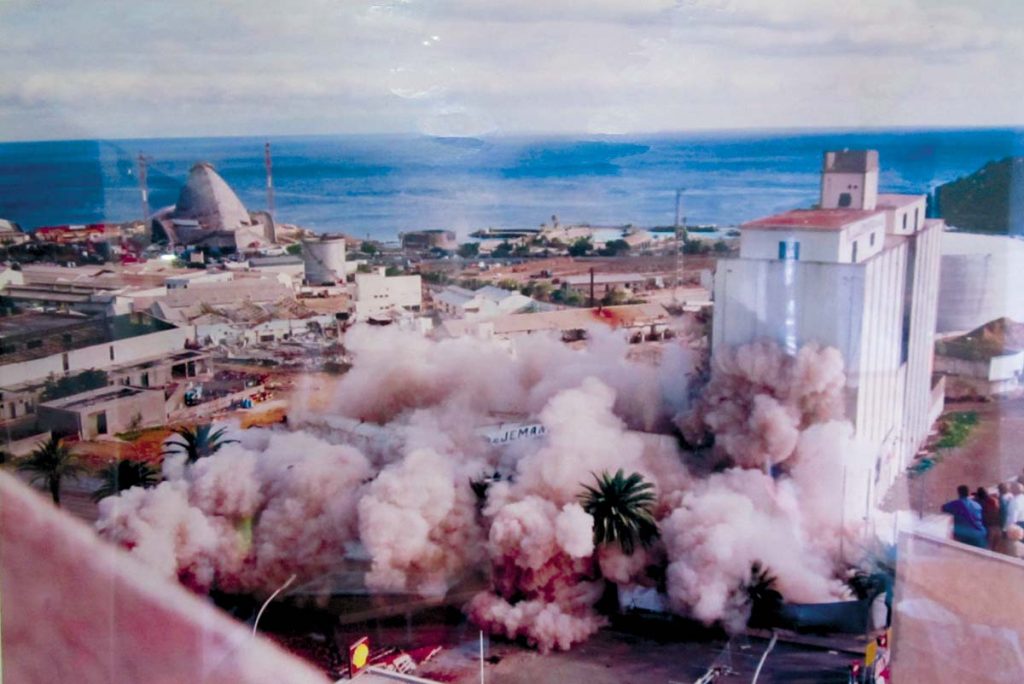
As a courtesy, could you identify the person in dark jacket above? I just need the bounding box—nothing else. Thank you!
[942,485,987,548]
[975,486,1002,550]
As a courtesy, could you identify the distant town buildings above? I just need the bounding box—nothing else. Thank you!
[714,150,944,500]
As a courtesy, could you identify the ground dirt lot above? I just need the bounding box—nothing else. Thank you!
[884,398,1024,514]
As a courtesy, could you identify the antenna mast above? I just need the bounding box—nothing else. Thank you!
[264,141,275,219]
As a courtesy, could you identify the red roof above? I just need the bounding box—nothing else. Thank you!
[742,208,881,232]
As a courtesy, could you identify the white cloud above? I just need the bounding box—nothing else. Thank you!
[0,0,1021,139]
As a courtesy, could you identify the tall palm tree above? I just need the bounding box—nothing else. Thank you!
[162,424,238,464]
[17,435,85,506]
[92,459,161,501]
[579,469,659,555]
[745,561,784,628]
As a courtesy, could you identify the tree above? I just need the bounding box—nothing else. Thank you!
[41,369,109,402]
[579,469,659,555]
[17,435,84,506]
[744,561,785,629]
[360,241,379,256]
[457,242,480,259]
[492,242,513,258]
[599,239,630,257]
[513,244,531,258]
[568,237,593,257]
[163,424,238,465]
[712,240,731,254]
[92,459,161,501]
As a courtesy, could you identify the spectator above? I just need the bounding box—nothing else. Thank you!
[975,486,1001,550]
[941,484,987,548]
[1004,482,1024,532]
[998,482,1012,528]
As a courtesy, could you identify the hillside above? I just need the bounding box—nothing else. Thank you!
[935,157,1024,234]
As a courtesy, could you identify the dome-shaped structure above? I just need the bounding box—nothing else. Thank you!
[170,162,251,230]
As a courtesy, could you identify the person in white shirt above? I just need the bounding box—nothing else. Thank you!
[1002,482,1024,557]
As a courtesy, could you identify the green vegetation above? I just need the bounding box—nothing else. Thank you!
[598,239,630,257]
[163,424,239,465]
[17,435,84,506]
[457,242,480,259]
[712,240,731,254]
[285,243,302,255]
[579,469,659,555]
[92,460,161,501]
[360,241,379,256]
[41,370,109,402]
[681,237,710,255]
[491,242,514,258]
[935,411,978,449]
[568,237,593,257]
[909,411,979,477]
[384,265,402,277]
[552,288,585,307]
[420,270,451,285]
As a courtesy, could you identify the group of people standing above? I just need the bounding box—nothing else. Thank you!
[941,482,1024,555]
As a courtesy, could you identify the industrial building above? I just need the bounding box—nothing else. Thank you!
[562,272,662,297]
[400,229,457,252]
[150,163,275,251]
[440,302,671,343]
[37,386,167,440]
[713,150,943,503]
[301,235,347,285]
[0,312,189,387]
[937,232,1024,333]
[352,268,422,321]
[434,284,537,318]
[935,318,1024,399]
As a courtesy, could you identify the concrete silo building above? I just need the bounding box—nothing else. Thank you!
[301,235,347,285]
[937,232,1024,334]
[713,150,944,507]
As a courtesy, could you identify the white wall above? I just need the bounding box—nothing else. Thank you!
[821,169,879,210]
[354,271,422,320]
[739,214,884,263]
[0,326,189,387]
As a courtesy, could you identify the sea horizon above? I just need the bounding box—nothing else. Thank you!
[2,126,1022,241]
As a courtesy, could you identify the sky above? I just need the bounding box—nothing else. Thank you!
[1,0,1023,141]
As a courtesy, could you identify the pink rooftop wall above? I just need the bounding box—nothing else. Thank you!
[0,472,330,684]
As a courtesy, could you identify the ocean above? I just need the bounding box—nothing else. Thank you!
[1,128,1022,242]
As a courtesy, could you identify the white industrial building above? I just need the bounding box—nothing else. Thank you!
[302,235,347,285]
[0,312,190,387]
[937,232,1024,334]
[353,268,422,321]
[713,150,943,504]
[434,285,538,319]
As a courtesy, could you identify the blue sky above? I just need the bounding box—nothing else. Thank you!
[1,0,1022,141]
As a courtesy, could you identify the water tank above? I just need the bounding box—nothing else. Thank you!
[938,232,1024,333]
[302,235,347,285]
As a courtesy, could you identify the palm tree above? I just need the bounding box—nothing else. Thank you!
[92,459,161,501]
[579,469,659,555]
[17,435,85,506]
[745,561,784,629]
[162,424,238,464]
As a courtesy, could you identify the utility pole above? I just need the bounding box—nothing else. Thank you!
[137,153,151,222]
[673,188,686,304]
[264,141,275,219]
